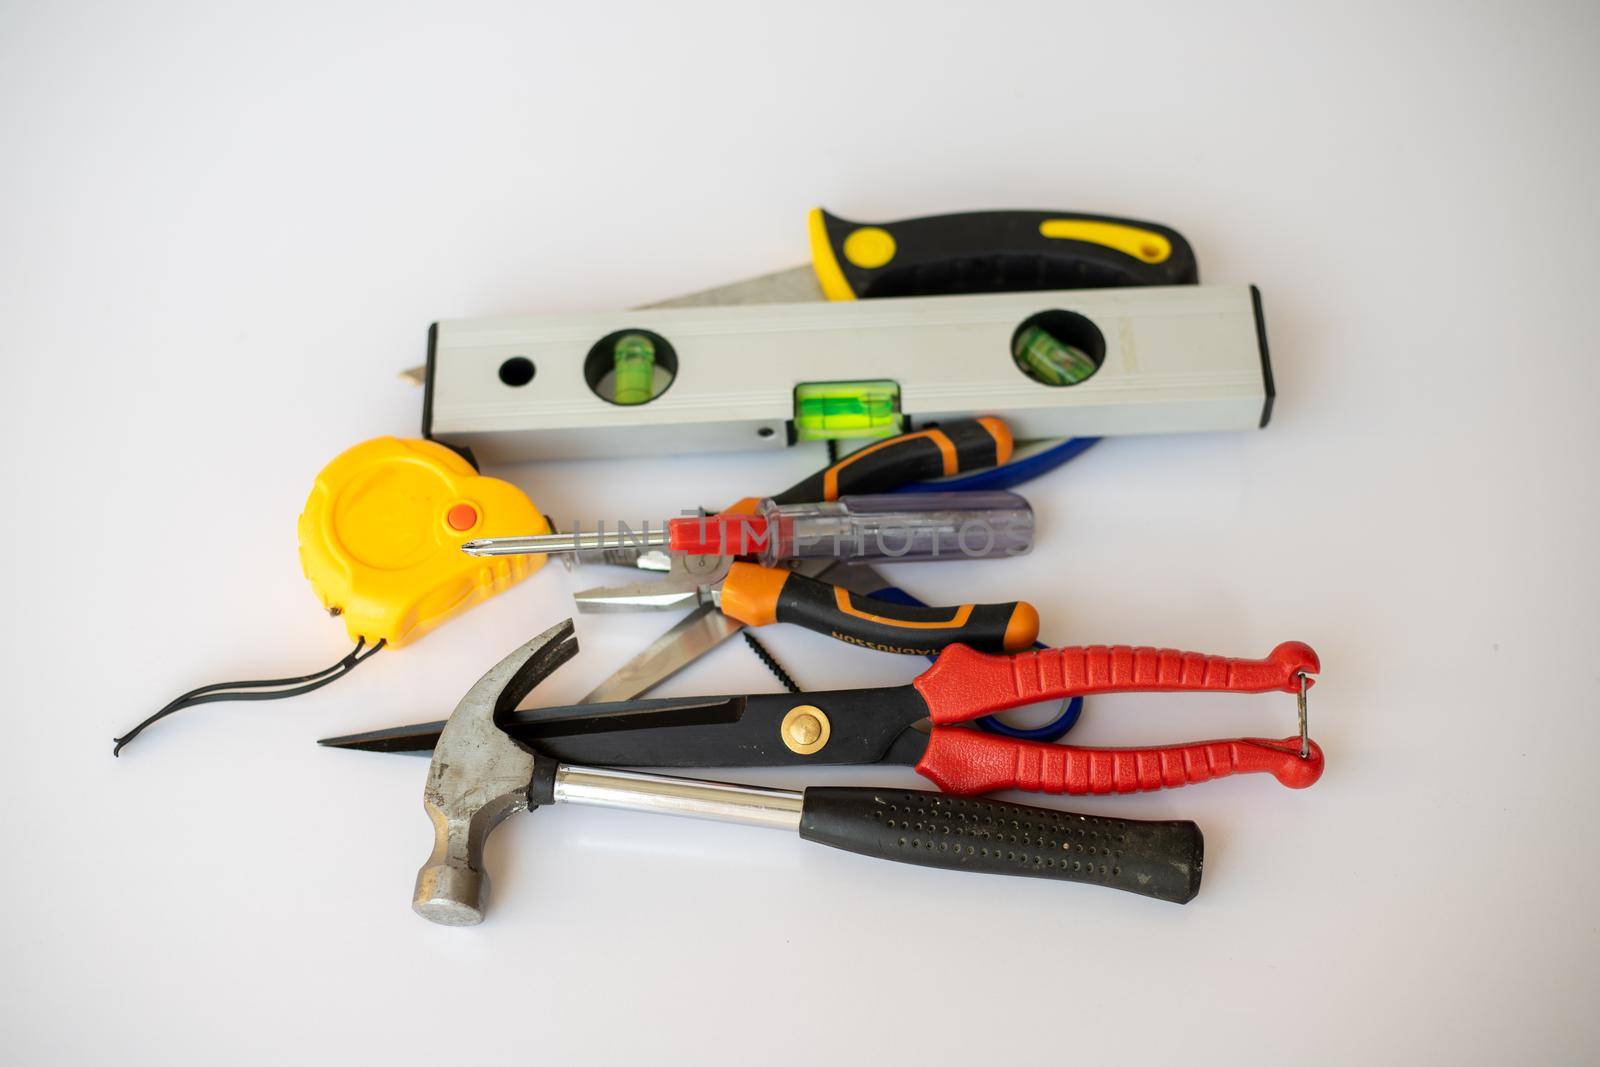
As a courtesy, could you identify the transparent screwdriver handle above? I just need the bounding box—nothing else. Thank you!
[753,491,1033,565]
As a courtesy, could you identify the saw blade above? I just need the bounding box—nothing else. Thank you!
[398,265,822,384]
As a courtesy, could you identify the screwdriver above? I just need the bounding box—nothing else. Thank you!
[460,490,1034,565]
[462,417,1019,569]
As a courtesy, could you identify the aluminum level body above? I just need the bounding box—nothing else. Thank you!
[423,284,1274,463]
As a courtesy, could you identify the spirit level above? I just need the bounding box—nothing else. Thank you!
[422,284,1273,463]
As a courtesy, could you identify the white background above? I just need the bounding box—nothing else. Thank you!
[3,2,1597,1063]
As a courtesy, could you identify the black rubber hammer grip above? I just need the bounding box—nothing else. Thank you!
[798,788,1203,903]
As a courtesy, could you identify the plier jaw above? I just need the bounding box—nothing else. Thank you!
[572,554,731,613]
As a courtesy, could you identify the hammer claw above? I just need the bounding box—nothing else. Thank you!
[413,619,579,926]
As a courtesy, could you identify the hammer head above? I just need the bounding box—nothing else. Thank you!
[413,619,578,926]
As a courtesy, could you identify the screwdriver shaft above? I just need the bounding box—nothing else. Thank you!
[462,528,669,557]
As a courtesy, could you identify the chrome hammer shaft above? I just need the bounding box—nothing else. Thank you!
[552,765,804,829]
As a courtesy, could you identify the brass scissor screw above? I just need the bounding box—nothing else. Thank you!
[781,705,831,755]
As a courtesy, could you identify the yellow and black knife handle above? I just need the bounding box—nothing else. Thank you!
[766,416,1013,507]
[718,562,1039,655]
[808,207,1197,300]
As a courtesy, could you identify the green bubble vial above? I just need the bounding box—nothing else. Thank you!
[612,333,657,405]
[1012,325,1098,386]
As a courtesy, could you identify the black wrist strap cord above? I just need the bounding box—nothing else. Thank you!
[112,638,386,756]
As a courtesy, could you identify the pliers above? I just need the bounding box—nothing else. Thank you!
[577,556,1040,656]
[322,638,1325,797]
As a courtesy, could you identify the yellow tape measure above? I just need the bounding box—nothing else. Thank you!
[115,437,549,754]
[298,437,549,648]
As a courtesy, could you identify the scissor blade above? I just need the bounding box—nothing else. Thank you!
[317,720,448,754]
[319,694,749,753]
[578,603,747,703]
[535,687,918,767]
[321,687,926,766]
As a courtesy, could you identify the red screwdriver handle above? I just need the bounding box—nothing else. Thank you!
[915,729,1325,796]
[913,641,1319,724]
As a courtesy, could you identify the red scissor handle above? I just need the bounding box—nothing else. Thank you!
[912,641,1319,724]
[915,729,1325,796]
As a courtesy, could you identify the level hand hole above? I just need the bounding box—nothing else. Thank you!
[499,356,536,387]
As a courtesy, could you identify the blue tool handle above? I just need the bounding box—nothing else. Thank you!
[866,585,1082,741]
[892,436,1099,494]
